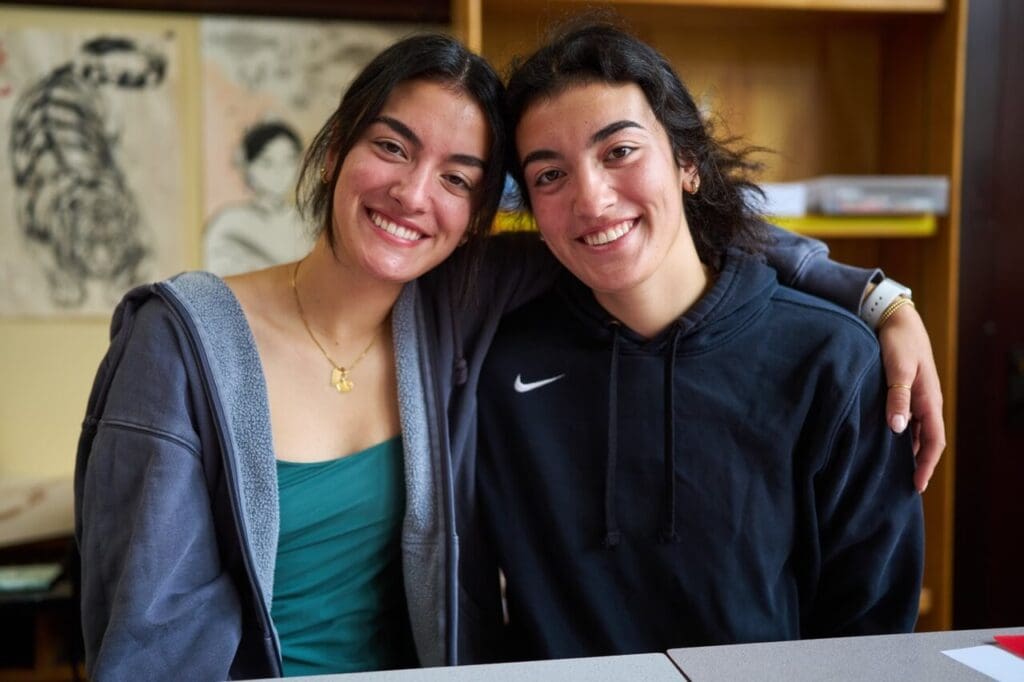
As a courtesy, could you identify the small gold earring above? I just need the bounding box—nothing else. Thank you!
[319,166,329,184]
[691,175,701,194]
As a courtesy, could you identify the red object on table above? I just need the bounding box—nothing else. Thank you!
[994,635,1024,658]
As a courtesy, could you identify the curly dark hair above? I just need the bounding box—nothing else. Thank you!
[296,33,508,295]
[505,17,769,268]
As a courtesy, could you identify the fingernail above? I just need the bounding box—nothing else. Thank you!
[892,414,908,433]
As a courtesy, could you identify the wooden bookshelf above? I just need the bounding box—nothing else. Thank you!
[455,0,965,631]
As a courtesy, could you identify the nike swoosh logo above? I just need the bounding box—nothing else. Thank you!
[514,373,565,393]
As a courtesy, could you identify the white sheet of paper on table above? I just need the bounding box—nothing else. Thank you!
[942,644,1024,681]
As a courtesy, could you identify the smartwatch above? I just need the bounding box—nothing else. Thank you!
[861,277,913,330]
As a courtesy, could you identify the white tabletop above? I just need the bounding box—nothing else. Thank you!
[668,627,1024,681]
[248,653,684,682]
[241,628,1024,681]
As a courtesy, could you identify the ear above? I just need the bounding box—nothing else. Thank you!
[679,160,700,195]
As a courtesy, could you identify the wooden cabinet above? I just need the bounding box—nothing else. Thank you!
[0,538,82,681]
[453,0,965,631]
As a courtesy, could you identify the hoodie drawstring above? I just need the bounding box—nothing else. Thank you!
[660,324,684,543]
[603,319,685,548]
[603,321,622,549]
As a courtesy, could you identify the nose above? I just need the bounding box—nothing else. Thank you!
[572,164,615,219]
[388,164,431,213]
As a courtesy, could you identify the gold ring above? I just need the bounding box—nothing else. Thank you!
[888,383,912,391]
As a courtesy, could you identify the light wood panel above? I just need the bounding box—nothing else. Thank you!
[477,4,886,180]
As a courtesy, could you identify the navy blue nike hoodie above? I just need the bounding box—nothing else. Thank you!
[472,252,923,661]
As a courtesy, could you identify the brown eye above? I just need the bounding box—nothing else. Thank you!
[535,169,564,187]
[606,145,635,160]
[374,140,405,158]
[444,174,474,191]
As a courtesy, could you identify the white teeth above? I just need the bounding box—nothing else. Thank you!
[582,220,634,246]
[370,211,422,241]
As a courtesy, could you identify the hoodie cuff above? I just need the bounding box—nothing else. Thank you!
[795,257,882,317]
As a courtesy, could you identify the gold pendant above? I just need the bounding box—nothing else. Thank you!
[331,367,354,393]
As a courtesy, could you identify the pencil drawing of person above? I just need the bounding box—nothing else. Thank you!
[203,120,311,276]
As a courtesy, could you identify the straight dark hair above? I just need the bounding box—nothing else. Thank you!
[505,17,769,267]
[297,33,507,297]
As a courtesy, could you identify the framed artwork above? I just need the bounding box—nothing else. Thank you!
[0,12,192,316]
[200,16,434,275]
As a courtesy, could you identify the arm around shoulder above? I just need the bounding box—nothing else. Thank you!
[805,356,924,637]
[766,225,946,490]
[473,231,562,312]
[763,223,879,315]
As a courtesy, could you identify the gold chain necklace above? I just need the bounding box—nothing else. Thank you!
[291,259,378,393]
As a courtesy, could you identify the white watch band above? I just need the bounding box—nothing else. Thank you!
[861,277,913,330]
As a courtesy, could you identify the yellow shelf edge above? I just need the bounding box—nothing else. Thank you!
[494,212,938,238]
[771,214,938,238]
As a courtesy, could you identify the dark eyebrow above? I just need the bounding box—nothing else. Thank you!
[373,116,485,169]
[374,116,420,148]
[450,153,486,170]
[521,149,561,169]
[521,120,645,169]
[592,120,644,143]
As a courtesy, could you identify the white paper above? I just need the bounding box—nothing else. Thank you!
[1,27,187,316]
[943,645,1024,681]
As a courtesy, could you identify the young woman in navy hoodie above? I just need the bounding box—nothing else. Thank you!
[469,19,925,661]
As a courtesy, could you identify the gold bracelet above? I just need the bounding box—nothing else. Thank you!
[877,296,915,329]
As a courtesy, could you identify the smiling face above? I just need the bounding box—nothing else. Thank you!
[517,81,700,298]
[330,79,489,283]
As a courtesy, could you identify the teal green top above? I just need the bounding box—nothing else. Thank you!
[271,437,416,676]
